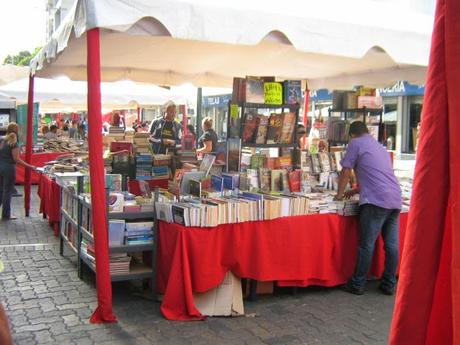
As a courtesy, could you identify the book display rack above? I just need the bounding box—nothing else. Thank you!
[59,175,158,287]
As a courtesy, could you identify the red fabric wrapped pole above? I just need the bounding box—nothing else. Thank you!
[86,28,117,324]
[302,89,309,150]
[24,74,34,217]
[389,0,460,343]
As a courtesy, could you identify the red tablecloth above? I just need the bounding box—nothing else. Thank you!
[37,174,61,236]
[16,152,64,184]
[157,213,408,321]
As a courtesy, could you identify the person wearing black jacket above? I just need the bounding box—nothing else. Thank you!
[149,101,182,154]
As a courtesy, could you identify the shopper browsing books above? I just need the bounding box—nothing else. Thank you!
[0,123,37,220]
[44,125,58,140]
[335,121,401,296]
[196,117,218,153]
[149,101,182,154]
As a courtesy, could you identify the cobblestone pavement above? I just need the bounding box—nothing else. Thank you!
[0,186,396,345]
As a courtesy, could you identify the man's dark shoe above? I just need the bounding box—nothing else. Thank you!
[340,282,364,295]
[378,285,395,296]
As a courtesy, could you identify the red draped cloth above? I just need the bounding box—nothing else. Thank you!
[158,213,408,321]
[16,152,64,184]
[389,0,460,343]
[37,174,61,236]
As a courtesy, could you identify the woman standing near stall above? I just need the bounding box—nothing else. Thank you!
[196,117,218,153]
[0,123,36,220]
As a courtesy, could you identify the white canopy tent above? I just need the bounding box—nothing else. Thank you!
[31,0,432,89]
[0,77,187,112]
[0,65,29,86]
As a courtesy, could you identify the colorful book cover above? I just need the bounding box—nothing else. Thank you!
[242,113,259,143]
[266,113,284,144]
[283,80,302,105]
[266,157,280,170]
[279,112,296,144]
[228,103,241,138]
[189,179,201,198]
[259,168,271,193]
[311,154,321,174]
[247,169,259,192]
[318,152,331,172]
[255,115,269,144]
[250,154,266,169]
[199,154,216,176]
[270,169,284,192]
[288,170,301,193]
[211,175,224,192]
[278,155,292,170]
[281,170,290,193]
[222,172,240,190]
[245,77,265,103]
[226,138,241,172]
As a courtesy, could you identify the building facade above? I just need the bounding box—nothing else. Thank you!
[46,0,75,40]
[310,81,425,156]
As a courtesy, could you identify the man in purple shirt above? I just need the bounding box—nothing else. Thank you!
[336,121,402,295]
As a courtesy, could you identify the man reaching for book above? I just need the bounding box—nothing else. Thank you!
[335,121,402,296]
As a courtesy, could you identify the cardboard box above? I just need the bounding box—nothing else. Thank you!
[357,96,383,109]
[193,272,244,317]
[244,280,274,296]
[343,91,358,109]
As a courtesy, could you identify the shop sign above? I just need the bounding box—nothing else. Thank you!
[378,81,425,97]
[203,94,232,108]
[309,89,332,101]
[264,82,283,105]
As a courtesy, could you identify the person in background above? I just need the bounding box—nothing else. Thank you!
[336,121,401,296]
[0,123,36,220]
[44,125,58,140]
[61,123,69,137]
[41,125,49,137]
[69,120,78,139]
[149,101,182,154]
[182,124,197,151]
[140,122,150,132]
[196,117,218,153]
[186,125,196,141]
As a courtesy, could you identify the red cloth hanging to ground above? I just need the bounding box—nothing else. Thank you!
[37,175,61,236]
[389,0,460,343]
[86,28,117,324]
[157,213,408,321]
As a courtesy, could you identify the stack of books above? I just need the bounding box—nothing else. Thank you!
[125,222,154,245]
[109,253,131,275]
[336,199,360,216]
[136,154,153,180]
[134,132,151,155]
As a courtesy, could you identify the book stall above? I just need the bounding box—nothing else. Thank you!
[26,0,430,324]
[149,76,412,320]
[35,75,414,321]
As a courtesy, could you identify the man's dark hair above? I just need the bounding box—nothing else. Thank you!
[349,121,369,137]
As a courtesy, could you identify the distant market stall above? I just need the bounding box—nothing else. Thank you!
[28,0,431,324]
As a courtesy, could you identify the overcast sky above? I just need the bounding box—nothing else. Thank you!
[0,0,47,62]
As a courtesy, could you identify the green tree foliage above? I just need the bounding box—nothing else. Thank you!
[3,47,41,66]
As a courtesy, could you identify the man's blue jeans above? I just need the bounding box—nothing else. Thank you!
[350,203,400,290]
